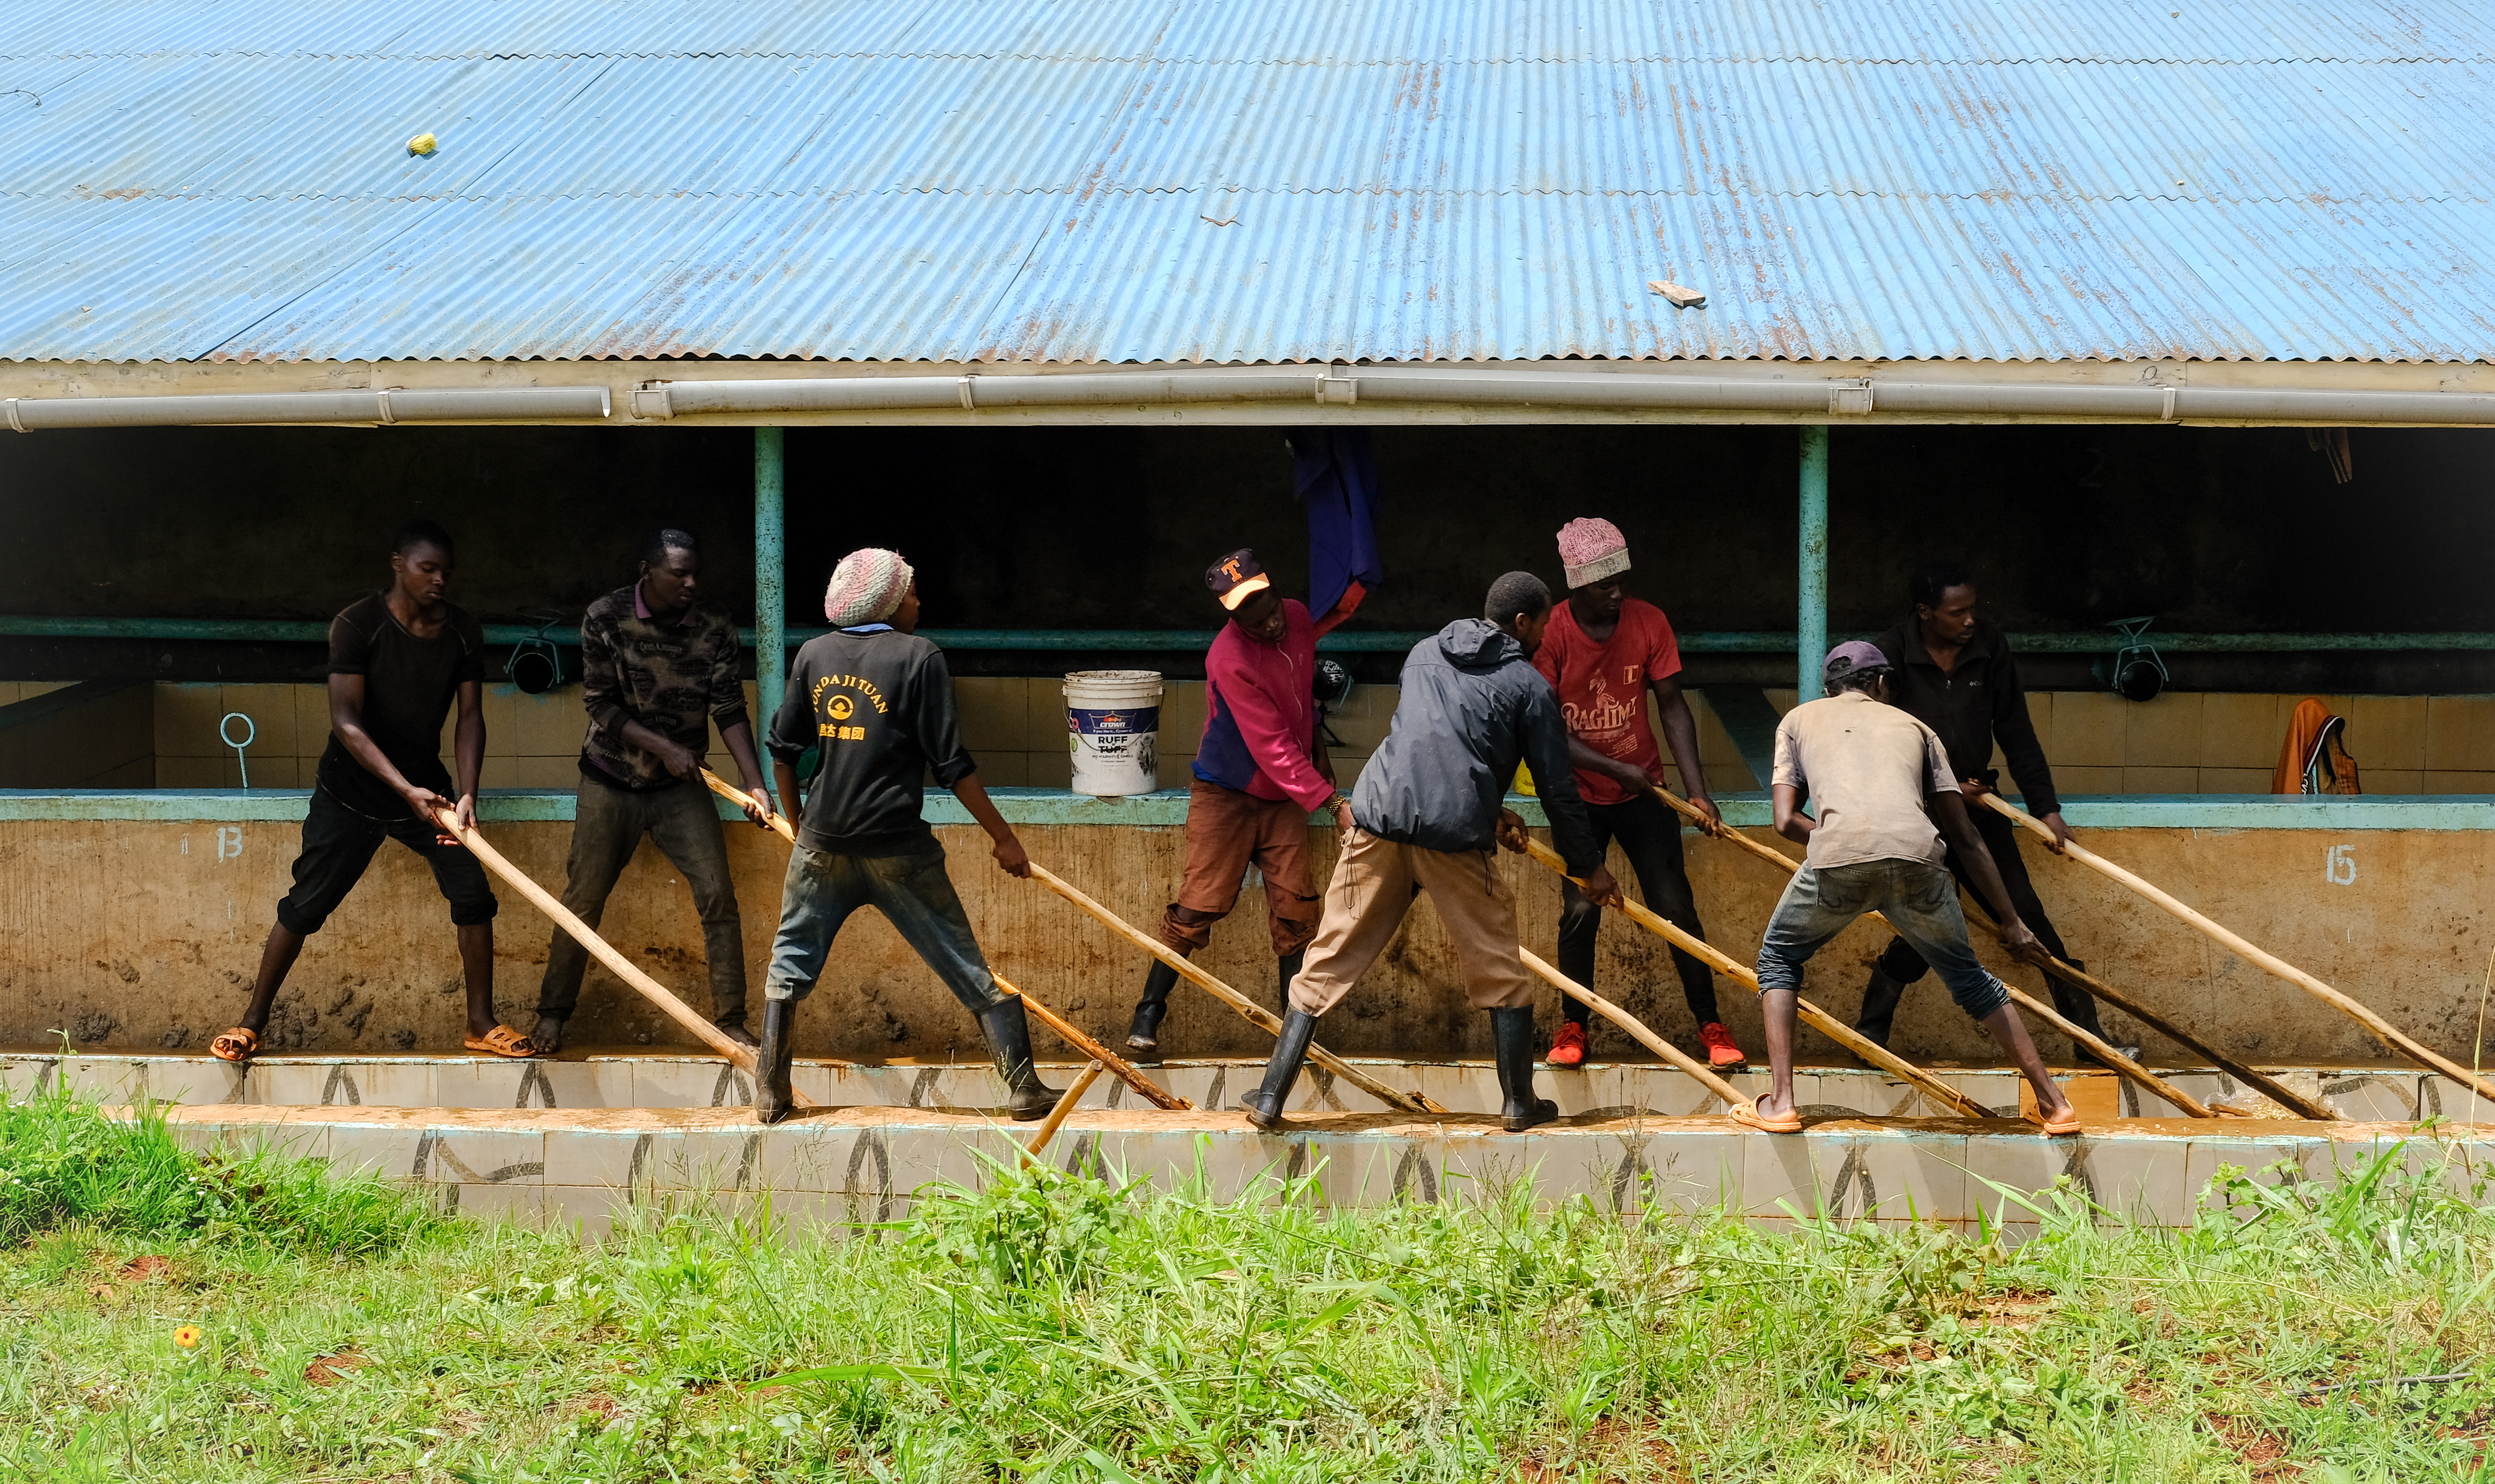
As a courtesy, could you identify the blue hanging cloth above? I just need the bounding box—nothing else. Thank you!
[1287,428,1383,633]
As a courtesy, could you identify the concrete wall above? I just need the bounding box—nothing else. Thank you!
[0,682,153,787]
[145,676,1755,793]
[4,809,2489,1069]
[140,678,2495,795]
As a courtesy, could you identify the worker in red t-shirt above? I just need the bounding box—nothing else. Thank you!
[1531,518,1748,1071]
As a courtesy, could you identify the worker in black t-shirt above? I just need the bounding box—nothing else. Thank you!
[210,520,537,1063]
[753,547,1055,1124]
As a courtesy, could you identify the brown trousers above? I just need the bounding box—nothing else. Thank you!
[1288,826,1533,1015]
[1159,777,1322,957]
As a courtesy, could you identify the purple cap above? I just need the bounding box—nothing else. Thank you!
[1821,640,1894,686]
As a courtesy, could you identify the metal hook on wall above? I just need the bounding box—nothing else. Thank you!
[219,712,255,789]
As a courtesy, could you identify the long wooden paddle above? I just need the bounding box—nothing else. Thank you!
[1021,1061,1104,1165]
[1981,792,2495,1105]
[1625,787,2212,1117]
[1516,947,1751,1111]
[428,805,819,1107]
[702,769,1190,1113]
[703,766,795,843]
[1645,781,2331,1120]
[993,971,1191,1111]
[1515,837,1989,1119]
[1024,863,1447,1116]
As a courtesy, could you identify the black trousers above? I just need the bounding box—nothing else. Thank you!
[1867,805,2105,1040]
[275,785,498,937]
[1556,793,1720,1027]
[537,774,746,1026]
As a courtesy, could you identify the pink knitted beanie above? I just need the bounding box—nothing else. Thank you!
[823,548,915,626]
[1556,517,1630,589]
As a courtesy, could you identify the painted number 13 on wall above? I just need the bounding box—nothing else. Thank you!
[2324,844,2356,886]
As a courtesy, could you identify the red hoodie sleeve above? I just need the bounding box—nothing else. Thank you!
[1209,630,1336,812]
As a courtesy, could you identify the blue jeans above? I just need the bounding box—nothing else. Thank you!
[1755,859,2010,1021]
[765,842,1006,1014]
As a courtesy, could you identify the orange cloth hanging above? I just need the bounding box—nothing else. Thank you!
[2272,698,2361,795]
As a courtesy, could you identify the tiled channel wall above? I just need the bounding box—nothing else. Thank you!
[113,1103,2495,1238]
[92,681,2495,795]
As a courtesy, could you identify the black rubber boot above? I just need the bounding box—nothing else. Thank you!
[1276,949,1306,1008]
[1491,1007,1559,1132]
[1127,960,1179,1055]
[977,999,1062,1121]
[1854,969,1908,1049]
[1240,1008,1320,1131]
[752,998,797,1125]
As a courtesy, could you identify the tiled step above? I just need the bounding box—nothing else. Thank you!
[2,1051,2461,1123]
[140,1101,2490,1240]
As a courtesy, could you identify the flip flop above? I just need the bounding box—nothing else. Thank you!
[1731,1099,1802,1134]
[462,1026,540,1059]
[208,1027,259,1064]
[2030,1107,2083,1137]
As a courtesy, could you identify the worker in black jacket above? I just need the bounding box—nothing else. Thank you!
[1862,562,2116,1058]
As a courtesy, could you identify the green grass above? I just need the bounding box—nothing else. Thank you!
[0,1092,2489,1483]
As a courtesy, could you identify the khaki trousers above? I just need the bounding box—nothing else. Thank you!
[1288,827,1533,1015]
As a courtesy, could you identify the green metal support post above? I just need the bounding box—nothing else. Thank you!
[754,428,786,727]
[1797,425,1829,701]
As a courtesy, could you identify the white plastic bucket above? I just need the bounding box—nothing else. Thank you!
[1062,670,1164,796]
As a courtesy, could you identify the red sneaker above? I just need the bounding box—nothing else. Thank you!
[1546,1021,1588,1067]
[1699,1022,1748,1069]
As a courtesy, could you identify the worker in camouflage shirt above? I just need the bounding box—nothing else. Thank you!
[533,527,777,1052]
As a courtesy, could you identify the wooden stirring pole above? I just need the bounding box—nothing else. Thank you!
[992,971,1191,1111]
[1021,1061,1104,1165]
[703,767,795,843]
[1515,837,1989,1119]
[1624,786,2215,1117]
[1981,792,2495,1105]
[428,805,818,1107]
[1025,863,1447,1117]
[1517,947,1751,1111]
[1643,782,2329,1119]
[701,769,1188,1113]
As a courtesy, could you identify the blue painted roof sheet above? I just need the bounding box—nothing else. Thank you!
[5,0,2495,364]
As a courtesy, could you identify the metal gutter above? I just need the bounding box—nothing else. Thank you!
[1,616,2485,654]
[5,368,2492,429]
[634,367,2495,427]
[2,386,612,430]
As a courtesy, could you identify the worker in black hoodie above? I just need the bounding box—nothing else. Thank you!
[1240,572,1619,1134]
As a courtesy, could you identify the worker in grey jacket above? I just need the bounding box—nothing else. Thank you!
[1241,572,1620,1133]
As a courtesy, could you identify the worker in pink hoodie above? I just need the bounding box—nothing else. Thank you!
[1123,549,1349,1056]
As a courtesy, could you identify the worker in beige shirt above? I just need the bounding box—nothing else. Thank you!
[1738,641,2078,1136]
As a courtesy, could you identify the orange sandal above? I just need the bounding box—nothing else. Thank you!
[462,1026,540,1059]
[209,1027,259,1063]
[1731,1099,1802,1134]
[2031,1107,2083,1137]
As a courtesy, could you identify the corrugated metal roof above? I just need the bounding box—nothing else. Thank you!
[5,0,2495,364]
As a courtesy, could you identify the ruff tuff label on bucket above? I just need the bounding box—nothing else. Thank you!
[1062,670,1164,796]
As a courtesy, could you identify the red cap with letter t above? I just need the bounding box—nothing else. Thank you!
[1205,547,1272,610]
